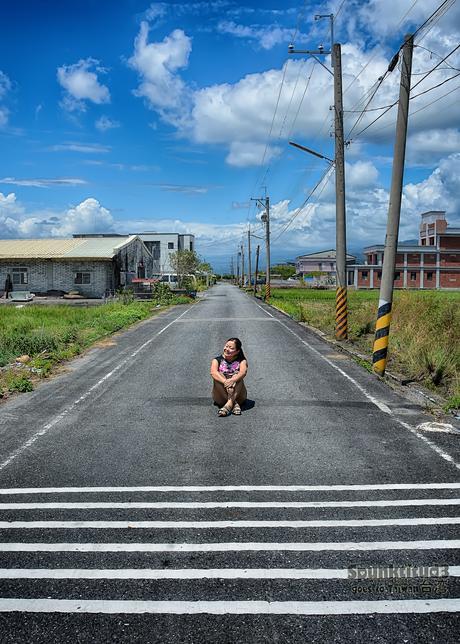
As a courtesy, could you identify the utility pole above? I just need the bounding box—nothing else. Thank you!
[261,197,271,301]
[251,196,271,301]
[373,34,414,377]
[248,227,252,288]
[254,244,260,297]
[236,251,240,286]
[332,42,348,340]
[241,243,245,287]
[289,15,348,340]
[230,256,235,281]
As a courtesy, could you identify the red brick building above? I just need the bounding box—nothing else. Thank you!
[349,211,460,290]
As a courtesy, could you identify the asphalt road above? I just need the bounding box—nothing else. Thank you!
[0,283,459,643]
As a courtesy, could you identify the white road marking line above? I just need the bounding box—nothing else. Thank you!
[0,306,193,473]
[1,517,458,529]
[1,540,458,552]
[417,422,460,435]
[0,567,458,580]
[1,499,460,510]
[0,598,459,614]
[1,483,459,494]
[270,315,460,471]
[176,317,277,322]
[256,303,274,317]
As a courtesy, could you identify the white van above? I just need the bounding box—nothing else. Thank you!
[151,273,178,287]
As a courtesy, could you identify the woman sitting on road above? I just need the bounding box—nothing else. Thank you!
[210,338,248,416]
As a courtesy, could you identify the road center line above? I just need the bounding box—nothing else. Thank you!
[0,305,194,473]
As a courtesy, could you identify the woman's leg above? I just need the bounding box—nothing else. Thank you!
[212,382,230,407]
[234,381,247,405]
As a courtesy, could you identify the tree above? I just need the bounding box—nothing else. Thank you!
[271,264,296,280]
[169,249,201,287]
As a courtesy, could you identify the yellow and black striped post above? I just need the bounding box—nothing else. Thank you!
[335,287,347,340]
[265,282,271,302]
[373,300,392,376]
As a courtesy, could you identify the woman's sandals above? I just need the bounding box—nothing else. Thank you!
[218,404,233,417]
[232,403,242,415]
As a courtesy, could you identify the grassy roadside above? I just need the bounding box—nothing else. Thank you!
[267,288,460,412]
[0,295,191,399]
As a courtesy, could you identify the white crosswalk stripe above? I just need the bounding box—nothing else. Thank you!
[0,483,459,617]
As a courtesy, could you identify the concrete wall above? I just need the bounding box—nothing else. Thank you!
[0,238,153,298]
[0,259,112,297]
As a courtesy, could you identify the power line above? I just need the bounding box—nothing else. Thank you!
[271,165,334,242]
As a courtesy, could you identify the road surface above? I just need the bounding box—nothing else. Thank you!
[0,283,459,642]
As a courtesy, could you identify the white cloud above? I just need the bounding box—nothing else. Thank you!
[57,58,110,112]
[0,194,114,238]
[217,21,303,50]
[226,142,282,167]
[407,128,460,166]
[0,177,87,188]
[51,198,114,236]
[95,115,120,131]
[0,71,11,99]
[128,22,192,124]
[50,142,110,154]
[403,152,460,216]
[346,160,379,189]
[0,70,12,127]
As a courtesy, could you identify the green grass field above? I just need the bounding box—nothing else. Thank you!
[269,288,460,410]
[0,295,190,397]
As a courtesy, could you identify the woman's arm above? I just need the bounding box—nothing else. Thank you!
[227,359,248,384]
[210,358,227,385]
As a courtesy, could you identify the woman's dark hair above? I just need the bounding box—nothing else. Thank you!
[226,337,246,361]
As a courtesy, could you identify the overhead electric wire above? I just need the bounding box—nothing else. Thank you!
[412,0,456,42]
[271,165,334,242]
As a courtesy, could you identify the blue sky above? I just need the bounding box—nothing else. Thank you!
[0,0,459,271]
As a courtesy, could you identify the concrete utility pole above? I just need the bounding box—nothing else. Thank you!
[332,43,348,340]
[254,244,260,297]
[237,251,240,286]
[230,256,235,280]
[262,197,271,301]
[241,243,245,287]
[251,196,271,301]
[373,34,414,377]
[289,18,348,339]
[248,227,252,289]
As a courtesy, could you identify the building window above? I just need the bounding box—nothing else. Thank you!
[168,242,174,249]
[427,272,433,280]
[421,238,426,245]
[12,267,28,285]
[429,238,435,245]
[377,271,382,279]
[361,271,368,279]
[74,272,91,285]
[394,272,400,281]
[189,241,193,251]
[410,272,417,281]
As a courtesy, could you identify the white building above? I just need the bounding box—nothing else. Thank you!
[135,233,195,274]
